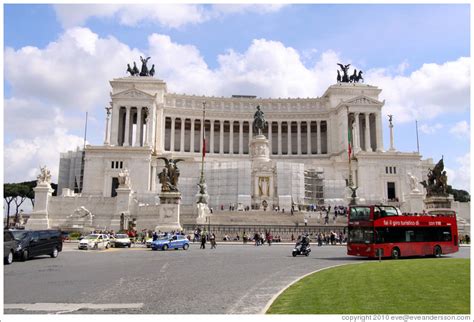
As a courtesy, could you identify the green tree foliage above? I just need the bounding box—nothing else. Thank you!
[447,185,470,202]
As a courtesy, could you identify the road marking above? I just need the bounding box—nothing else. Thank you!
[160,262,169,273]
[5,303,144,313]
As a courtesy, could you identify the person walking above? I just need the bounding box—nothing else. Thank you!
[210,233,216,249]
[200,233,206,249]
[304,217,308,227]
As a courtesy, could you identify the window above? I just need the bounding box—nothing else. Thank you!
[375,227,452,243]
[348,227,374,243]
[349,206,371,221]
[387,182,396,200]
[111,161,124,169]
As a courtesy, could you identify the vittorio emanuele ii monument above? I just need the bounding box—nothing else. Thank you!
[26,58,439,232]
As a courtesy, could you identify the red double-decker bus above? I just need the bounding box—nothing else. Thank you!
[347,205,459,259]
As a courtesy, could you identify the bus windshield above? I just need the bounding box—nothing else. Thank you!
[348,227,374,244]
[349,206,371,221]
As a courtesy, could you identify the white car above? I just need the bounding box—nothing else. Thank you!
[110,234,132,248]
[78,234,110,250]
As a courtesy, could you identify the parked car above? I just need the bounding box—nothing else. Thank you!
[151,235,190,251]
[4,230,17,265]
[78,234,110,250]
[10,230,63,261]
[110,234,131,248]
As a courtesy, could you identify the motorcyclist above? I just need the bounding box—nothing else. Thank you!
[300,234,310,252]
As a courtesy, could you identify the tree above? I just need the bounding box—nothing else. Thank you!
[447,185,470,202]
[3,184,16,228]
[13,184,30,225]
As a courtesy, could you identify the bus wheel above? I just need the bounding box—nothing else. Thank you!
[434,245,442,258]
[391,247,400,259]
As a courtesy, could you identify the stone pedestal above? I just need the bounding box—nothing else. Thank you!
[424,195,453,209]
[155,192,182,232]
[250,134,270,161]
[403,191,424,213]
[112,186,133,231]
[26,183,54,230]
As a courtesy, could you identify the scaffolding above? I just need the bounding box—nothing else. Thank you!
[304,168,324,206]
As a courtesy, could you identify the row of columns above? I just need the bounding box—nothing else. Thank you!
[115,106,149,147]
[164,118,329,155]
[349,112,382,152]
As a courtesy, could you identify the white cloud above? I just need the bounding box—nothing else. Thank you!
[366,57,470,123]
[419,123,443,135]
[4,129,85,183]
[449,121,470,139]
[53,4,286,29]
[445,153,470,192]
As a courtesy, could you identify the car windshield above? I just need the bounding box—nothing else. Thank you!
[116,234,128,238]
[84,234,100,240]
[11,231,29,241]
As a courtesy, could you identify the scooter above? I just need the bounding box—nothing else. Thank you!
[292,244,311,257]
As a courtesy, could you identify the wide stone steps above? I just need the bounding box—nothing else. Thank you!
[181,210,347,226]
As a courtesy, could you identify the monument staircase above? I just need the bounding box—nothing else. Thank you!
[180,210,347,241]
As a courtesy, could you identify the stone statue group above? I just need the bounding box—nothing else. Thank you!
[337,63,364,83]
[127,56,155,77]
[158,158,183,192]
[420,157,449,197]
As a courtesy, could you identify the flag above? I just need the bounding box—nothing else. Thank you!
[348,125,352,160]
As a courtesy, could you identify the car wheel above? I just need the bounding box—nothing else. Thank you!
[128,244,131,248]
[434,245,442,258]
[4,250,14,265]
[162,244,169,251]
[105,243,109,249]
[21,250,29,261]
[50,247,59,258]
[391,247,400,259]
[183,244,189,250]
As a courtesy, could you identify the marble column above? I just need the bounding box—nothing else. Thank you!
[307,121,311,155]
[239,121,243,155]
[376,112,384,152]
[210,120,215,154]
[297,121,301,155]
[180,118,185,152]
[278,121,282,155]
[365,113,372,152]
[134,107,142,146]
[229,121,234,155]
[123,106,131,146]
[104,107,112,145]
[316,120,321,155]
[170,117,175,151]
[268,121,272,154]
[190,118,195,153]
[219,120,224,155]
[287,122,292,155]
[354,113,361,153]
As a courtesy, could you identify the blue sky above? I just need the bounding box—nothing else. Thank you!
[3,4,471,192]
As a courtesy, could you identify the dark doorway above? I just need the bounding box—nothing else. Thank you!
[387,182,396,200]
[111,177,119,197]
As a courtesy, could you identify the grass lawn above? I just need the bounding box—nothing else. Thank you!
[267,258,470,314]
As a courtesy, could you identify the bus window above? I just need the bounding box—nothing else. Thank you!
[349,207,370,221]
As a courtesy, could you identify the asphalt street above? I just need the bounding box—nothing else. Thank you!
[4,242,470,314]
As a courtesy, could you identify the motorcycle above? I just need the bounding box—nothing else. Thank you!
[292,244,311,257]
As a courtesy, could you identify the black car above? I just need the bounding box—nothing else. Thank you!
[4,230,17,265]
[11,230,63,261]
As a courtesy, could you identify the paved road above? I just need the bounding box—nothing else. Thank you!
[4,243,470,314]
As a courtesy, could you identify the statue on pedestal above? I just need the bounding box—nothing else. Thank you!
[118,168,131,187]
[37,166,52,185]
[253,105,267,135]
[420,157,448,197]
[157,157,184,192]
